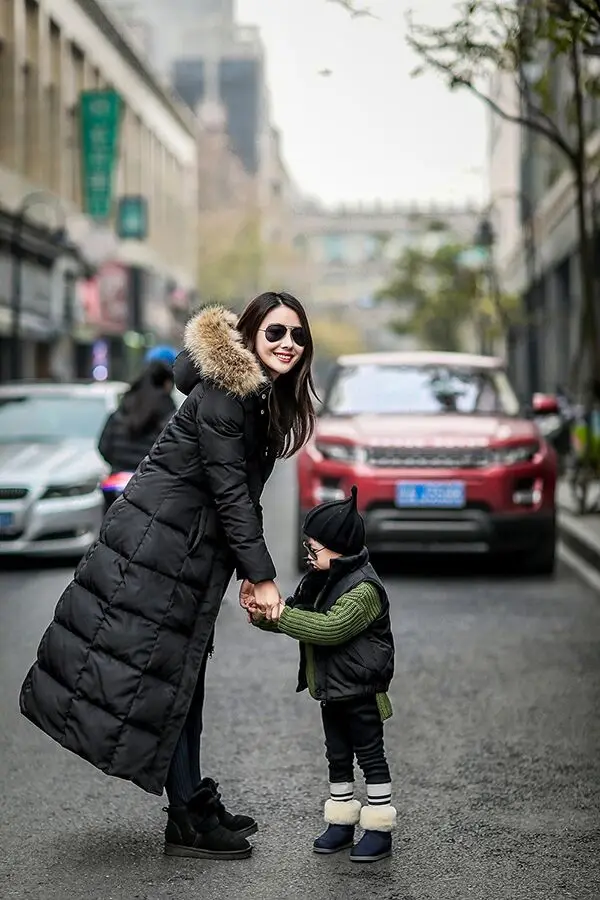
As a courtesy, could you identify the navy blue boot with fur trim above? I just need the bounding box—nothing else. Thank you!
[350,804,396,862]
[313,799,362,854]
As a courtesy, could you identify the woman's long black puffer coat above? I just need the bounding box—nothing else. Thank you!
[19,307,277,795]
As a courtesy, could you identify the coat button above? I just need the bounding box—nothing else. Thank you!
[261,393,267,400]
[260,409,265,415]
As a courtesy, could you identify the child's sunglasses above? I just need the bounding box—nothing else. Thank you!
[259,324,307,347]
[303,539,325,561]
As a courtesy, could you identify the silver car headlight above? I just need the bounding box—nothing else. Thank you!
[40,479,100,500]
[316,442,365,463]
[489,443,540,466]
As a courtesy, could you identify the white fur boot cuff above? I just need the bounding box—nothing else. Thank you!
[324,798,362,825]
[359,804,397,832]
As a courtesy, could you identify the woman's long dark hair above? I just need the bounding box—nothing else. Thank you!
[120,360,173,438]
[237,291,319,458]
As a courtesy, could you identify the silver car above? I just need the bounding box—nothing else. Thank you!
[0,382,127,559]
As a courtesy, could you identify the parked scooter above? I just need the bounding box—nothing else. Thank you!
[100,471,134,514]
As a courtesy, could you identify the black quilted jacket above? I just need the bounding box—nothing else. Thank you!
[19,307,277,794]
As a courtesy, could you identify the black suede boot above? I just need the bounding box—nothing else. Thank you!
[198,777,258,838]
[164,791,252,860]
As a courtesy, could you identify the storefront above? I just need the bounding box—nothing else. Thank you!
[0,220,57,382]
[76,261,130,380]
[0,206,91,382]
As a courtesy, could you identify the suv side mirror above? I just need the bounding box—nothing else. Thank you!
[531,393,560,415]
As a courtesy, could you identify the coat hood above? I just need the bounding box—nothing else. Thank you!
[173,306,268,398]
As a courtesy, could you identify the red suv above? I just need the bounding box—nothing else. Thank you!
[296,351,557,574]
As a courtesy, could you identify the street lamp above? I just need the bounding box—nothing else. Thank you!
[10,191,68,381]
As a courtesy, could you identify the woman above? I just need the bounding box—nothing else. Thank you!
[19,292,317,860]
[98,359,176,475]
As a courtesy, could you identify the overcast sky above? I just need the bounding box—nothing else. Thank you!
[237,0,488,206]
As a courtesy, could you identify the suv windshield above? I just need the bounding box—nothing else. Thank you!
[324,364,520,416]
[0,395,110,443]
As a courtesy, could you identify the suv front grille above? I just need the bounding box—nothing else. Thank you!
[367,446,489,469]
[0,487,29,500]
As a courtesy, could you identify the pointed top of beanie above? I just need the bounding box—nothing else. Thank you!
[303,484,365,556]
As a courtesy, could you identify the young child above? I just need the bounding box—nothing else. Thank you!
[250,486,395,862]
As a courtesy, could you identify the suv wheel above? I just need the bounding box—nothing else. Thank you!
[524,537,556,576]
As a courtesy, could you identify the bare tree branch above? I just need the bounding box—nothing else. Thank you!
[513,71,573,150]
[326,0,379,19]
[571,0,600,29]
[456,77,577,163]
[406,20,579,166]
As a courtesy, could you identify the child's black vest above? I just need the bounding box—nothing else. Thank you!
[289,547,395,702]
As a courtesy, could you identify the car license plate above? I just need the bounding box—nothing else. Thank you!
[0,512,15,531]
[395,481,466,509]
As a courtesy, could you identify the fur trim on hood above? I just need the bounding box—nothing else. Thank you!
[182,305,267,398]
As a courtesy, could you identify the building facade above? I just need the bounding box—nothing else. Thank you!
[0,0,199,382]
[286,201,483,356]
[173,35,265,178]
[489,53,600,400]
[293,201,480,304]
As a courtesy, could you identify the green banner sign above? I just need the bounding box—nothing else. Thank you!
[117,195,148,240]
[80,90,123,221]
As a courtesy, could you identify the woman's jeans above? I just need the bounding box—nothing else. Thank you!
[165,646,209,807]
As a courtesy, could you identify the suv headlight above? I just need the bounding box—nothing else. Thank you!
[40,479,100,500]
[315,442,365,463]
[489,443,540,465]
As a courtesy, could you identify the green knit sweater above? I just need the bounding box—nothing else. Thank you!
[253,580,392,721]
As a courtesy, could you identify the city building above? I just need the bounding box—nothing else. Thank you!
[290,200,482,349]
[117,0,268,179]
[488,52,600,398]
[0,0,199,382]
[107,0,299,309]
[172,26,266,179]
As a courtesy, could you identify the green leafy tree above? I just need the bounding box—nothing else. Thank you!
[378,243,518,353]
[405,0,600,385]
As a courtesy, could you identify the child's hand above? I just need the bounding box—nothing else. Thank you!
[249,606,265,624]
[270,600,286,621]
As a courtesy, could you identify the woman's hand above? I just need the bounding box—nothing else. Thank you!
[253,580,282,621]
[239,579,256,610]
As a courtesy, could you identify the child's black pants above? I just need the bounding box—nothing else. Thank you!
[321,695,390,784]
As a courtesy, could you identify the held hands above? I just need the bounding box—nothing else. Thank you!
[238,578,284,621]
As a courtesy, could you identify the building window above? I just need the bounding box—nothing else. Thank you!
[323,234,344,264]
[364,234,383,262]
[45,84,61,193]
[23,62,38,178]
[0,39,13,165]
[293,234,307,254]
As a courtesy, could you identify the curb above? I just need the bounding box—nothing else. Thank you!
[557,508,600,591]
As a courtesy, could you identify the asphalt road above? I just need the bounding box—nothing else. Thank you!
[1,462,599,900]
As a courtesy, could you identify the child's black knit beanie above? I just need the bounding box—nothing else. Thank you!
[303,485,365,555]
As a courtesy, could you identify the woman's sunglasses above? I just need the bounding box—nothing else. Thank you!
[260,324,307,347]
[303,539,325,561]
